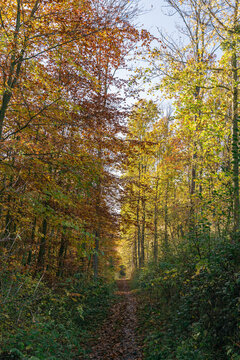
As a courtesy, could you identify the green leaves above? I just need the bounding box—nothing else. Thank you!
[135,240,240,360]
[0,271,116,360]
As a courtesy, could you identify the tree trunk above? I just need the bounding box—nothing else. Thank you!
[232,49,240,234]
[141,196,145,267]
[153,179,159,263]
[27,217,36,266]
[57,231,68,277]
[136,162,141,268]
[93,169,101,279]
[3,174,14,241]
[164,180,169,253]
[189,149,197,234]
[93,229,99,279]
[136,195,141,268]
[36,218,48,271]
[133,229,137,268]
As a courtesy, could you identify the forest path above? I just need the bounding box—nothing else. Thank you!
[87,279,143,360]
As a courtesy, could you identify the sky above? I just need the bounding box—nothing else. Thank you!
[118,0,181,106]
[115,0,182,106]
[137,0,178,36]
[128,0,182,104]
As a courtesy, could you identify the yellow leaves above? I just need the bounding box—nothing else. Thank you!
[69,293,84,302]
[162,269,178,281]
[3,313,10,319]
[69,292,83,297]
[192,259,210,279]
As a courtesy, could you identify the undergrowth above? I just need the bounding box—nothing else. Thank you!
[134,240,240,360]
[0,272,116,360]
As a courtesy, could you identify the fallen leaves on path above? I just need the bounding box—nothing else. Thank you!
[85,280,143,360]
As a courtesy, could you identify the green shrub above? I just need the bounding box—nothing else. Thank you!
[0,272,116,360]
[136,241,240,360]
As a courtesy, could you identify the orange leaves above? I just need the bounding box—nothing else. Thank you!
[0,0,142,279]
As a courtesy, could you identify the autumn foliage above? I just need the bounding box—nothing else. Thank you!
[0,0,145,279]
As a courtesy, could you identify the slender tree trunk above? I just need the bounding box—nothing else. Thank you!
[93,158,101,279]
[46,227,54,271]
[4,174,14,240]
[153,179,159,263]
[0,91,12,140]
[4,210,12,238]
[79,229,87,272]
[93,229,99,279]
[57,231,68,277]
[189,149,197,233]
[232,49,240,234]
[136,195,141,268]
[164,180,169,253]
[133,229,137,268]
[36,218,48,271]
[27,217,36,266]
[141,196,146,267]
[189,83,200,236]
[136,162,141,268]
[0,175,6,223]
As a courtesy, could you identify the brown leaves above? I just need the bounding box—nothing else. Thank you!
[85,280,143,360]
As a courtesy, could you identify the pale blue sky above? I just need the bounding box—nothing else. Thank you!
[115,0,182,105]
[137,0,178,36]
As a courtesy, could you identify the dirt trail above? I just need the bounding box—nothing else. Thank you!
[87,279,142,360]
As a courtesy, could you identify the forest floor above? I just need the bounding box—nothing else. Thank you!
[86,280,143,360]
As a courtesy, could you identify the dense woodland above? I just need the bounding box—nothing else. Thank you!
[1,0,240,359]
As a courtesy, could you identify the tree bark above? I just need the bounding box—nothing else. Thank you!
[93,229,99,279]
[232,49,240,234]
[154,204,158,263]
[164,180,169,253]
[27,217,37,266]
[133,229,137,268]
[57,231,68,277]
[36,218,48,271]
[141,195,146,267]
